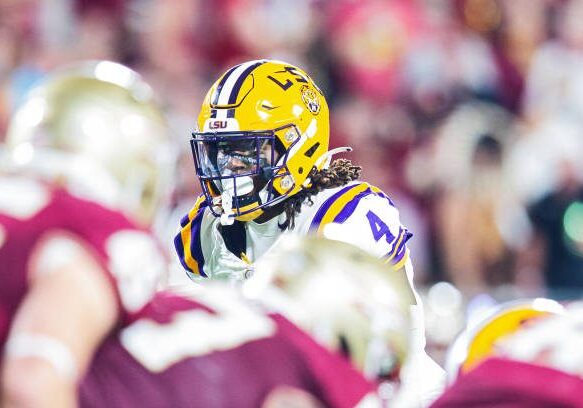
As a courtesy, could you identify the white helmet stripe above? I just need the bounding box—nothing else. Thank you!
[216,60,265,106]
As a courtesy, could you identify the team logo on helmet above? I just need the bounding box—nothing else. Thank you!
[301,86,320,115]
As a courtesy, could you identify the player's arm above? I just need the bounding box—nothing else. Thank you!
[322,193,446,405]
[1,235,118,408]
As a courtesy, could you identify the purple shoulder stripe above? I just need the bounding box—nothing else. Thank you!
[309,183,362,231]
[179,214,190,228]
[332,187,373,224]
[180,199,208,228]
[189,210,207,277]
[173,233,190,273]
[173,209,208,278]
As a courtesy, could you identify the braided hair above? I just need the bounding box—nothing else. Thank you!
[279,158,361,230]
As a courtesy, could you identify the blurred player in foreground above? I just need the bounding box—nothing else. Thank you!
[79,238,402,407]
[175,59,445,406]
[0,60,173,406]
[0,180,376,407]
[246,236,418,407]
[431,298,583,407]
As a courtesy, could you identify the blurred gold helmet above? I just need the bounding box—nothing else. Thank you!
[5,60,174,226]
[445,298,565,380]
[244,236,414,381]
[191,59,330,223]
[493,302,583,377]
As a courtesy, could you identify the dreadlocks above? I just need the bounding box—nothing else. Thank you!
[279,158,362,230]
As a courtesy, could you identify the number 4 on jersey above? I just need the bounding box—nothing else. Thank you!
[366,210,395,244]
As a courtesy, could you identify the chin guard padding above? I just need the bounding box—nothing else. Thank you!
[220,191,234,225]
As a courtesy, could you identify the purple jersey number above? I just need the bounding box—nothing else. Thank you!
[366,210,395,244]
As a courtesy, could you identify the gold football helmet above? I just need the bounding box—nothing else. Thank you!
[445,298,565,379]
[191,59,330,223]
[244,236,414,381]
[5,60,174,226]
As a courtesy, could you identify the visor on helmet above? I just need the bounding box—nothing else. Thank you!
[191,133,275,180]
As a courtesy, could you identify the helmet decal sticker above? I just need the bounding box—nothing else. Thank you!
[301,85,320,115]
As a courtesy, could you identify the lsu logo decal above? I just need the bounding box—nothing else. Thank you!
[204,118,240,132]
[301,86,320,115]
[209,120,228,130]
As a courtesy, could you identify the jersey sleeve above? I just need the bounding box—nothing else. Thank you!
[431,358,583,408]
[317,184,412,270]
[53,189,167,320]
[173,195,209,279]
[272,314,377,408]
[103,229,167,316]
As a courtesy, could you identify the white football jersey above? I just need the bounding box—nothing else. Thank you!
[175,181,411,282]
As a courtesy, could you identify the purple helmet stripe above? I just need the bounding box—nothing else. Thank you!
[227,61,266,105]
[212,63,241,105]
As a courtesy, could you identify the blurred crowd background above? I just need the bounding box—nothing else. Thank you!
[3,0,583,364]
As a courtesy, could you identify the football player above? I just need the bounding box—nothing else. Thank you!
[245,236,415,406]
[443,297,565,380]
[0,60,172,407]
[79,259,381,407]
[175,59,445,405]
[431,298,583,407]
[0,187,377,407]
[78,236,417,407]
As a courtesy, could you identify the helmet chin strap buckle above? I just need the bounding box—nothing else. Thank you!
[220,191,235,226]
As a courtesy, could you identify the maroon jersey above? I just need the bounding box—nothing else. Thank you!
[0,176,164,351]
[431,358,583,408]
[80,288,376,408]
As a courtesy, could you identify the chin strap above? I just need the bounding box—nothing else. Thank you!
[220,190,235,225]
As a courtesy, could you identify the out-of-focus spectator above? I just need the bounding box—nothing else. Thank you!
[507,115,583,297]
[324,0,423,103]
[408,102,527,295]
[521,156,583,297]
[438,134,514,294]
[523,0,583,122]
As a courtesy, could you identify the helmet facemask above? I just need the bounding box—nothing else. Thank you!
[191,124,301,223]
